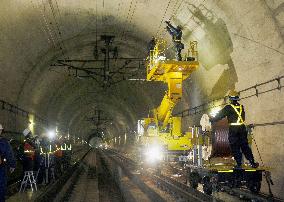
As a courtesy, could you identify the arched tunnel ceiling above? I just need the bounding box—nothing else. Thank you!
[0,0,284,140]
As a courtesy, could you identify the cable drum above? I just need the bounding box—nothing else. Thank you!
[210,118,232,158]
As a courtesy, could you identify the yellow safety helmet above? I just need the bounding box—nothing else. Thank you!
[228,90,240,100]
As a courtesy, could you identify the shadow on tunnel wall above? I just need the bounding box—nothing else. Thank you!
[176,2,238,99]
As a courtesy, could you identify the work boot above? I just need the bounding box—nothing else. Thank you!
[250,162,259,168]
[234,164,242,170]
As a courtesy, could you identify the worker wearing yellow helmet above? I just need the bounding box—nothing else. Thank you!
[210,90,259,169]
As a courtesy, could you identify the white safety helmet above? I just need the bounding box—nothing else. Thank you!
[23,128,31,137]
[0,124,3,130]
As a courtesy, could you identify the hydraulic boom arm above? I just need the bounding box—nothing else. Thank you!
[146,40,199,131]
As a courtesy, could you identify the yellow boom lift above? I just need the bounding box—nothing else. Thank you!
[142,39,199,152]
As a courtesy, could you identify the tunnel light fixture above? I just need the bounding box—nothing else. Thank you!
[28,114,35,134]
[144,144,164,164]
[47,129,56,139]
[29,121,35,126]
[210,107,222,117]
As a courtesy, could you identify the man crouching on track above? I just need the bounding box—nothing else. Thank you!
[0,124,16,202]
[210,90,259,169]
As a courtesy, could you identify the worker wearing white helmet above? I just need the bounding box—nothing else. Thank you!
[23,128,31,137]
[0,124,16,201]
[22,128,35,174]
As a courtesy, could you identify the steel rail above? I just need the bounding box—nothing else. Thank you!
[107,149,284,202]
[106,149,216,202]
[221,186,283,202]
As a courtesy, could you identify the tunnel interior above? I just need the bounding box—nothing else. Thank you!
[1,0,284,199]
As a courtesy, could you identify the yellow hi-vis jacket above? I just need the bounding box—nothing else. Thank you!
[229,104,245,126]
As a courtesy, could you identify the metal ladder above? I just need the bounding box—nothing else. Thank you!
[19,171,38,192]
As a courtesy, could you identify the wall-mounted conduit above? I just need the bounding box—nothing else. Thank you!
[0,99,48,125]
[174,75,284,117]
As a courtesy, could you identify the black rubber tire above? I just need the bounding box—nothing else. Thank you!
[202,176,213,195]
[188,172,200,189]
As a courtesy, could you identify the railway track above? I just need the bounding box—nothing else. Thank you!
[164,164,283,202]
[106,149,284,202]
[105,149,215,202]
[53,149,123,202]
[20,148,282,202]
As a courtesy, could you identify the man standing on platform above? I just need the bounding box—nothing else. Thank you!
[210,90,259,169]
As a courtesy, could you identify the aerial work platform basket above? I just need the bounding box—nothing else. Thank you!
[146,40,198,82]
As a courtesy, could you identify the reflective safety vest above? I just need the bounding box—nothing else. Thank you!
[54,144,63,157]
[61,143,67,151]
[40,147,47,155]
[229,104,245,126]
[40,147,44,155]
[40,145,54,154]
[24,142,35,160]
[66,144,72,151]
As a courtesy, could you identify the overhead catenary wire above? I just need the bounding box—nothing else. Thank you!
[30,0,55,48]
[35,0,68,60]
[47,0,68,59]
[34,0,58,48]
[120,0,138,42]
[155,0,173,37]
[124,0,138,39]
[156,0,185,53]
[160,0,185,39]
[169,0,183,21]
[116,0,123,20]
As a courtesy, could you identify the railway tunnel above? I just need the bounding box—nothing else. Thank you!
[1,0,284,201]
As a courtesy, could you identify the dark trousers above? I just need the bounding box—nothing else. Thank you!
[174,41,184,61]
[0,167,7,202]
[228,125,255,166]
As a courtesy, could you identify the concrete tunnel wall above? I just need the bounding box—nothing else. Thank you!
[0,0,283,198]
